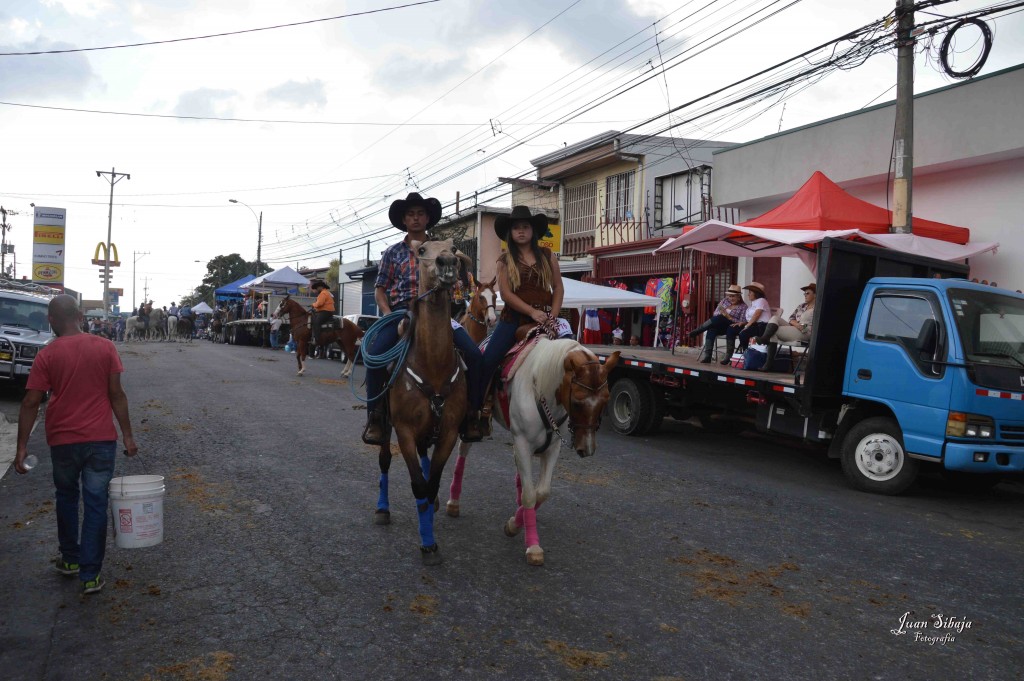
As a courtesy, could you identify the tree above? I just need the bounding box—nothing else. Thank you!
[181,254,270,307]
[326,258,339,290]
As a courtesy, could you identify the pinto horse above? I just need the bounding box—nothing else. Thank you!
[449,338,619,565]
[272,297,364,377]
[373,239,472,565]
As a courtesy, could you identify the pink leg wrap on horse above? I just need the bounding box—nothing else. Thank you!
[514,505,524,527]
[523,507,539,548]
[449,455,466,501]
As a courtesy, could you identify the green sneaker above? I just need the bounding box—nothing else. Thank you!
[82,576,105,595]
[54,559,80,576]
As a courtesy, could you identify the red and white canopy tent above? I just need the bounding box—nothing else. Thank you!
[654,171,998,273]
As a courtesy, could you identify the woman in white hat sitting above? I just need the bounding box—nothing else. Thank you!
[721,281,771,365]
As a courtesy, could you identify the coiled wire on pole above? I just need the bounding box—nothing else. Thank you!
[940,18,992,79]
[350,310,411,403]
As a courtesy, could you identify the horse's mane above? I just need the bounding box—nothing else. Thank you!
[523,338,592,399]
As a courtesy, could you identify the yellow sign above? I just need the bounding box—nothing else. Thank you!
[34,226,65,244]
[33,263,64,281]
[501,222,563,254]
[92,242,121,267]
[33,206,66,289]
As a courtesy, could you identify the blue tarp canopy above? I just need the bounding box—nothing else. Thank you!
[214,274,256,299]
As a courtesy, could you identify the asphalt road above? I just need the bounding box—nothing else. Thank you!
[1,340,1022,680]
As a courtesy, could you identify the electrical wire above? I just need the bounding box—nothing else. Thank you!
[0,1,441,56]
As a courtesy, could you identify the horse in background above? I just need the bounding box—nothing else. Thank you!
[166,314,178,341]
[372,239,472,565]
[176,316,194,343]
[272,297,364,377]
[458,276,497,345]
[443,276,497,517]
[448,338,619,566]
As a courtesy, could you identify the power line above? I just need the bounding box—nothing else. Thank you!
[0,1,441,56]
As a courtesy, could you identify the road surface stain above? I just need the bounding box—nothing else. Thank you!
[542,639,614,670]
[672,549,807,616]
[410,594,438,616]
[143,651,235,681]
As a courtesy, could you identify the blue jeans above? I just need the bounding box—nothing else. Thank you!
[51,441,117,582]
[480,314,522,402]
[269,330,280,349]
[365,312,482,411]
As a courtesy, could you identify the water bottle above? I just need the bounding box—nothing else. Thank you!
[22,454,38,471]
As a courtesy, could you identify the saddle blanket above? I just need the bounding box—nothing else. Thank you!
[495,330,545,424]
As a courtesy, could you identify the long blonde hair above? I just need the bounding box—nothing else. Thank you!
[499,240,553,292]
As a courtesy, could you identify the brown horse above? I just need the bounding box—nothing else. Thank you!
[272,297,365,377]
[458,276,497,345]
[373,239,472,565]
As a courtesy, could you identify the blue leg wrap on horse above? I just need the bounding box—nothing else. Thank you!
[416,498,435,547]
[377,474,389,512]
[419,455,430,480]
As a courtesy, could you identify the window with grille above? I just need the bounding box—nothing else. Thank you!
[564,182,597,237]
[605,171,635,222]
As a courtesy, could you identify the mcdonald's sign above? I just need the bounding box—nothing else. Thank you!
[32,206,66,289]
[92,242,121,267]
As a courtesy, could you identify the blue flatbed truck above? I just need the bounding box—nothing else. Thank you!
[593,238,1023,494]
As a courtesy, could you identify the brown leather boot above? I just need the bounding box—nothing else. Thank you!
[461,410,484,443]
[362,404,387,445]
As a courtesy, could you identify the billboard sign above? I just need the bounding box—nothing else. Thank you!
[32,207,66,289]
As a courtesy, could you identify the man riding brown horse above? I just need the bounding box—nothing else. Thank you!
[309,279,336,347]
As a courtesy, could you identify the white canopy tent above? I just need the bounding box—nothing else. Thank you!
[498,276,665,346]
[654,220,999,274]
[191,301,213,314]
[239,266,310,293]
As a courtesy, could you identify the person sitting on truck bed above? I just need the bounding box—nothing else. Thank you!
[753,282,816,372]
[687,284,746,363]
[721,282,771,365]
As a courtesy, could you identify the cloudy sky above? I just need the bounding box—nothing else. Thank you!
[1,0,1021,309]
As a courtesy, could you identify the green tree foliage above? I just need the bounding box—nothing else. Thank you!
[181,254,271,306]
[326,258,339,290]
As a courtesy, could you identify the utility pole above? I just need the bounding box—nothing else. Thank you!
[133,250,150,311]
[96,167,130,311]
[256,211,263,274]
[891,0,915,234]
[0,207,10,277]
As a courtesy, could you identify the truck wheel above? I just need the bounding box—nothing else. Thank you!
[608,378,654,436]
[841,417,919,495]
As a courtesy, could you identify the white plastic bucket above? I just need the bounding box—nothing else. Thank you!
[109,475,165,549]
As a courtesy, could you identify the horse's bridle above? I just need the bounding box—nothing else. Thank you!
[538,359,608,448]
[465,289,497,328]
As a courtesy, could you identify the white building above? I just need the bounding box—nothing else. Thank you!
[712,64,1024,314]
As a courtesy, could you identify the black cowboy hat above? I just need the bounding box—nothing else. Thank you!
[309,279,326,290]
[388,192,442,231]
[494,205,548,242]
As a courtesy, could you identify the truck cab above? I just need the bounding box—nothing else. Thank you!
[0,280,58,382]
[841,278,1023,492]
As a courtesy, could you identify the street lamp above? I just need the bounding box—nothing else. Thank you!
[228,199,263,274]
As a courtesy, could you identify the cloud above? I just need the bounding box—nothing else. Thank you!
[0,37,97,99]
[374,54,472,92]
[172,88,239,119]
[41,0,114,18]
[263,79,327,109]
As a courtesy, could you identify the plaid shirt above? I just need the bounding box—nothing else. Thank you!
[714,296,747,323]
[375,240,419,309]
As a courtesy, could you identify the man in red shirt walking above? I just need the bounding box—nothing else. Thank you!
[15,295,138,595]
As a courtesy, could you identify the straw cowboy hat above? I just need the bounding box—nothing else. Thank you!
[726,284,743,295]
[388,192,442,231]
[743,281,766,296]
[494,206,549,242]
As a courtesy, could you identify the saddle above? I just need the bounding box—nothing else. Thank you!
[492,325,549,425]
[315,317,341,331]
